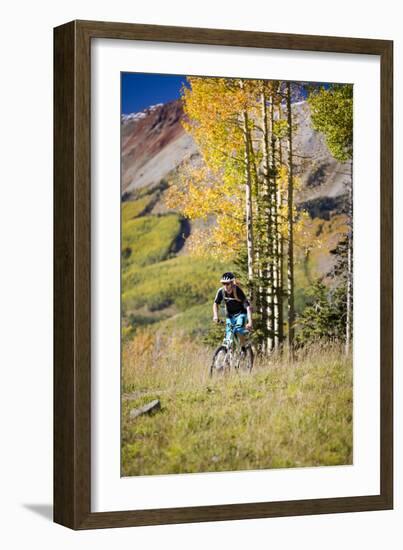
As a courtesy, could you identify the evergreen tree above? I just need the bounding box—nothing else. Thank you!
[308,84,353,354]
[296,280,346,344]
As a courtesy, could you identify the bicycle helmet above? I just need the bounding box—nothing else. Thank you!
[220,272,235,283]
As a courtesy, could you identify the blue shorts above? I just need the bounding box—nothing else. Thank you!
[225,313,248,341]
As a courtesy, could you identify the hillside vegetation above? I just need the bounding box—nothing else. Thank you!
[121,192,228,340]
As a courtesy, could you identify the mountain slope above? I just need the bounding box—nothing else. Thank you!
[122,100,198,196]
[122,99,351,215]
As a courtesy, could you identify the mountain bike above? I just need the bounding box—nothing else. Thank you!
[210,319,254,377]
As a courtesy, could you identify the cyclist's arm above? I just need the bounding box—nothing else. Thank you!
[213,288,223,321]
[236,287,252,325]
[213,302,219,322]
[246,304,253,329]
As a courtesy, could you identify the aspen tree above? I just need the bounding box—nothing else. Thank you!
[286,82,296,357]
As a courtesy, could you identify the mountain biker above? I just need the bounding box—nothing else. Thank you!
[213,272,253,351]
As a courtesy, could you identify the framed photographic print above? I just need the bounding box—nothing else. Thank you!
[54,20,393,529]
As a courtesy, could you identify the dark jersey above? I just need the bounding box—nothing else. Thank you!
[214,285,250,317]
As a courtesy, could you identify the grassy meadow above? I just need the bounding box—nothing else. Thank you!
[122,334,352,476]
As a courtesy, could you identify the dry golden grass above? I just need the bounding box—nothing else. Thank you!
[122,331,353,476]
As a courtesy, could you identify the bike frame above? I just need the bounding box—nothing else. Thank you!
[223,319,248,348]
[222,321,250,368]
[211,320,253,376]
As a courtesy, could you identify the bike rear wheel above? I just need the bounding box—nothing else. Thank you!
[210,345,229,377]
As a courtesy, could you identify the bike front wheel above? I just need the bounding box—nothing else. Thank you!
[210,345,229,377]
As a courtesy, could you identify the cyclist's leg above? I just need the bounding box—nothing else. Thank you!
[234,313,248,347]
[225,317,232,345]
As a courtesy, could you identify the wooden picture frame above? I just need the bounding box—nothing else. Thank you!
[54,19,393,529]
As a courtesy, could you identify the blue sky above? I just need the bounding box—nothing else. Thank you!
[121,73,189,114]
[121,73,335,115]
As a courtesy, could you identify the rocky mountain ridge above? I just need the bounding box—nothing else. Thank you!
[121,98,351,220]
[122,100,197,197]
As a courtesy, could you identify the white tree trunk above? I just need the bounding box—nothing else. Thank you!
[269,96,280,349]
[286,82,295,359]
[239,81,255,290]
[260,85,274,352]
